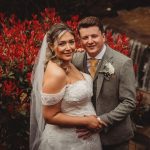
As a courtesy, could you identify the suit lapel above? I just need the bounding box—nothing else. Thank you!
[83,54,89,74]
[94,46,114,100]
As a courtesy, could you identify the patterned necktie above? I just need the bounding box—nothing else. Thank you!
[88,58,99,78]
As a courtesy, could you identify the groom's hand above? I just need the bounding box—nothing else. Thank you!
[75,48,85,53]
[76,117,107,139]
[76,128,94,139]
[76,127,103,139]
[97,117,108,127]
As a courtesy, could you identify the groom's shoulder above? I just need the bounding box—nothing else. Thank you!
[107,46,131,62]
[72,51,85,62]
[72,51,85,68]
[73,51,85,58]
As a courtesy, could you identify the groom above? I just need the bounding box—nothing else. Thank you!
[73,16,136,150]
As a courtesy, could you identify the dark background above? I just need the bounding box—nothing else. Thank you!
[0,0,150,20]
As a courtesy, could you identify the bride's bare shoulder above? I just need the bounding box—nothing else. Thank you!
[42,61,66,93]
[47,61,65,74]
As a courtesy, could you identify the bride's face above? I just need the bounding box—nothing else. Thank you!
[53,31,75,62]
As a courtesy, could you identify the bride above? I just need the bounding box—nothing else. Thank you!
[30,23,104,150]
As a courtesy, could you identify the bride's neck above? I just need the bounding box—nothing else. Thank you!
[62,60,71,67]
[61,61,72,73]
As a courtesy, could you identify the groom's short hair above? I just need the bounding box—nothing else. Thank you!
[77,16,104,34]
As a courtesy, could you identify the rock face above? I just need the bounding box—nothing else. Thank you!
[102,7,150,45]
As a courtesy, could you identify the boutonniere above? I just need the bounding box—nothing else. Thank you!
[100,61,115,80]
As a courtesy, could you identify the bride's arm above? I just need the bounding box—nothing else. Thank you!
[42,102,99,129]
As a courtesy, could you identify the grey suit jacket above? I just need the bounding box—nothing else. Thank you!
[72,45,136,145]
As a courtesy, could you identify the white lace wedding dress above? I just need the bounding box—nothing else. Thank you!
[39,72,102,150]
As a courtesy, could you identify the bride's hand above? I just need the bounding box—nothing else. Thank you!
[85,115,101,129]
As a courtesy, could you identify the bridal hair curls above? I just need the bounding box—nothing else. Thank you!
[45,23,75,69]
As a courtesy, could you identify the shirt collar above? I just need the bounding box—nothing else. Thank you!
[87,44,106,59]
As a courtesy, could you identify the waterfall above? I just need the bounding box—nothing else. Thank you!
[129,39,150,91]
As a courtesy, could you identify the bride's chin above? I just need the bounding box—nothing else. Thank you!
[63,57,72,61]
[62,59,72,63]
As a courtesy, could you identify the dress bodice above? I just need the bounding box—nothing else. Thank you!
[41,72,96,116]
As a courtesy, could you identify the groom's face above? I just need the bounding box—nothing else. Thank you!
[79,26,105,57]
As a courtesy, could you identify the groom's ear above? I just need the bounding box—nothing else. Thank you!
[102,32,105,38]
[77,30,81,38]
[77,33,81,41]
[102,33,106,42]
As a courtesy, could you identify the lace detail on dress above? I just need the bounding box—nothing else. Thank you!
[64,81,92,103]
[40,86,66,105]
[63,72,93,103]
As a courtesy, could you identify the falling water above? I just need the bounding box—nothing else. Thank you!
[129,39,150,91]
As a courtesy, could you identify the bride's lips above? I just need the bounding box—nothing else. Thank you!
[87,45,95,49]
[63,52,72,56]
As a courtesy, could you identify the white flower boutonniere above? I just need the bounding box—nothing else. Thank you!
[100,61,115,80]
